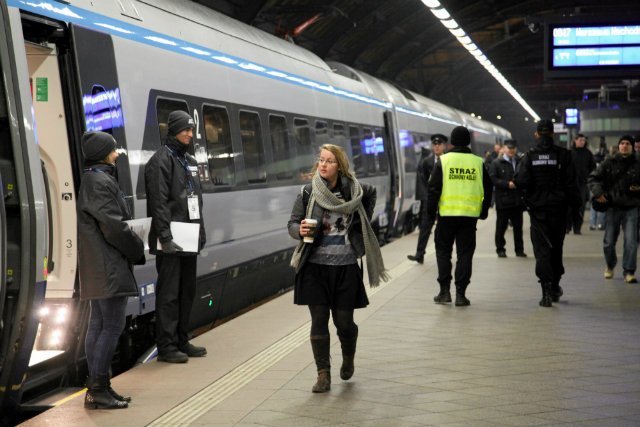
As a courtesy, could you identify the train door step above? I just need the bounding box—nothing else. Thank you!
[21,387,84,412]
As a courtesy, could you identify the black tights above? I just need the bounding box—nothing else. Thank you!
[308,305,358,338]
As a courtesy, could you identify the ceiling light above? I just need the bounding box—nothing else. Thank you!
[423,3,540,121]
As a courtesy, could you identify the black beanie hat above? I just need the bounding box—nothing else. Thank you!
[619,135,634,146]
[82,131,116,162]
[450,126,470,146]
[167,110,194,136]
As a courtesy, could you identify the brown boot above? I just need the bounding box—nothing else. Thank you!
[310,335,331,393]
[338,330,357,381]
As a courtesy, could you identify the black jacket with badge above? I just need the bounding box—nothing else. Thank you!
[490,155,523,210]
[515,136,580,211]
[287,176,376,273]
[145,137,206,255]
[78,163,145,300]
[415,153,437,201]
[588,153,640,208]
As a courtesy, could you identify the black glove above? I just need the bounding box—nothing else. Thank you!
[161,240,183,254]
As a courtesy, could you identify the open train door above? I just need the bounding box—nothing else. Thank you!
[382,110,400,238]
[0,2,50,420]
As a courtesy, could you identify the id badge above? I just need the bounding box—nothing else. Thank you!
[188,195,200,220]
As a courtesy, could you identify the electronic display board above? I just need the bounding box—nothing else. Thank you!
[545,20,640,79]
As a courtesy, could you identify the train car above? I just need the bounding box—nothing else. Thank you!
[0,0,510,418]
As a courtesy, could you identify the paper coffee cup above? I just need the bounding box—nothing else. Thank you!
[303,219,318,243]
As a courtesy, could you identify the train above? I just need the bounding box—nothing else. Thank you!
[0,0,511,419]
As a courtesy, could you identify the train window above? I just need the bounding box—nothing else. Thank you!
[332,124,346,149]
[203,105,235,186]
[315,121,329,149]
[401,130,417,173]
[269,115,293,181]
[293,118,313,180]
[239,111,266,184]
[374,128,389,174]
[349,126,365,177]
[156,98,189,142]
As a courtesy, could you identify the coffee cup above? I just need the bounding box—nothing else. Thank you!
[303,219,318,243]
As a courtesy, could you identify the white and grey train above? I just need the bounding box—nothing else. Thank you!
[0,0,510,416]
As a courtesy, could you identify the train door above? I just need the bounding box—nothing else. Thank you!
[0,4,49,416]
[382,110,400,236]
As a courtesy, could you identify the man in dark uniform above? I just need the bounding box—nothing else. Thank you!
[408,133,447,263]
[515,119,580,307]
[490,139,526,258]
[146,110,207,362]
[427,126,492,306]
[566,134,596,235]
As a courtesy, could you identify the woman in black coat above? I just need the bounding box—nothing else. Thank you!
[77,131,145,409]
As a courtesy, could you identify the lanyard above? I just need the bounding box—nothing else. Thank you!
[165,145,195,194]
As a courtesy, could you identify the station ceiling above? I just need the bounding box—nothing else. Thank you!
[192,0,640,138]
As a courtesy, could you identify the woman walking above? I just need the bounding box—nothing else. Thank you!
[77,131,145,409]
[288,144,388,393]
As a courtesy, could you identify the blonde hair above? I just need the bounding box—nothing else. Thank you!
[311,144,354,179]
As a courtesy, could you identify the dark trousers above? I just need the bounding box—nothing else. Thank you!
[415,202,435,256]
[529,209,567,284]
[495,207,524,254]
[566,184,590,233]
[85,296,127,378]
[434,216,478,292]
[155,254,197,354]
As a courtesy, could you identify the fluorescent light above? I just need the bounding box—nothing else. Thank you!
[422,3,540,121]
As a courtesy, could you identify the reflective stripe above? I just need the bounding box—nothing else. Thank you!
[439,152,484,217]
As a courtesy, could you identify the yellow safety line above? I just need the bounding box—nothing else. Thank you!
[52,388,87,407]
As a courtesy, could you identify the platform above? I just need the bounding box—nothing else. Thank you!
[21,212,640,426]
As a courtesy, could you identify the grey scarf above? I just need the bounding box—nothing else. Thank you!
[290,172,390,287]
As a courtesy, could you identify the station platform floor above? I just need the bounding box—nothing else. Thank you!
[22,213,640,427]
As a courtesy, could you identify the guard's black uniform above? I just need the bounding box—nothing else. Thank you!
[490,154,525,256]
[515,130,579,306]
[146,135,206,356]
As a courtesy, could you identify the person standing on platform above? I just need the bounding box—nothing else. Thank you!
[427,126,492,306]
[78,131,145,409]
[288,144,387,393]
[515,119,580,307]
[589,141,608,230]
[587,135,640,283]
[408,133,447,264]
[490,139,526,258]
[566,134,596,235]
[146,110,207,363]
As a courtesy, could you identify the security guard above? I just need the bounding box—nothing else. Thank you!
[515,119,580,307]
[426,126,492,306]
[146,110,207,362]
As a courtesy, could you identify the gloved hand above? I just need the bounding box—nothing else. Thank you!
[161,240,183,254]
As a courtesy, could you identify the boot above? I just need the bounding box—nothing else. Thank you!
[551,282,563,303]
[539,282,552,307]
[433,285,451,304]
[455,286,470,306]
[107,379,131,403]
[310,335,331,393]
[84,375,128,409]
[338,329,357,381]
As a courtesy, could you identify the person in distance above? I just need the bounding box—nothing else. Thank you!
[408,133,447,264]
[489,139,526,258]
[426,126,492,307]
[145,110,207,363]
[288,144,388,393]
[78,131,145,409]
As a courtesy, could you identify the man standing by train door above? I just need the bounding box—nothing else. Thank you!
[426,126,492,306]
[408,133,447,264]
[515,119,579,307]
[146,110,207,363]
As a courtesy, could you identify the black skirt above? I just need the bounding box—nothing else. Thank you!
[294,262,369,309]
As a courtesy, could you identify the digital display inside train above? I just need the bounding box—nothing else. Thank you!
[551,25,640,67]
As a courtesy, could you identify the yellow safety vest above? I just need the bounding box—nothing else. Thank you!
[438,152,484,217]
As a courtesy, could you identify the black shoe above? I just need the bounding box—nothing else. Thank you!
[157,350,189,363]
[179,343,207,357]
[407,254,424,264]
[433,291,451,304]
[551,285,563,303]
[455,293,470,306]
[574,230,582,235]
[515,252,527,258]
[497,250,507,258]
